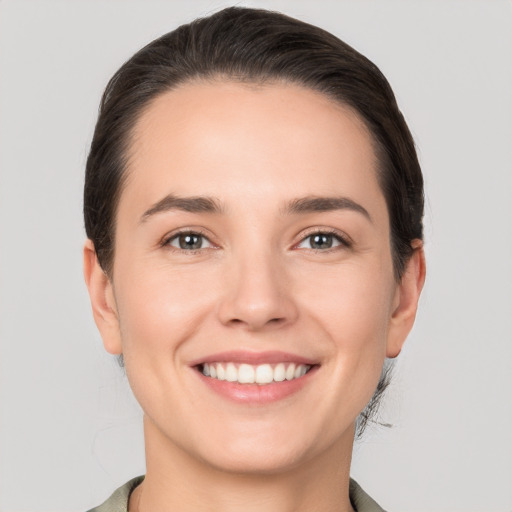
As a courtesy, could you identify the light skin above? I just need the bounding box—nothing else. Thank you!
[84,81,425,512]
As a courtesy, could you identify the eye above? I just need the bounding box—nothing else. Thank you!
[166,231,214,251]
[296,231,348,250]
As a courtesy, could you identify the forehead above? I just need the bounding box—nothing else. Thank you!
[121,80,385,219]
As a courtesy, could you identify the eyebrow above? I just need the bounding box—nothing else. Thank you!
[284,196,372,222]
[140,193,371,223]
[140,194,223,222]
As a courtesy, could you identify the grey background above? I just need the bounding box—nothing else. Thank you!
[0,1,510,511]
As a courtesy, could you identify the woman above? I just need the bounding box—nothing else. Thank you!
[83,7,425,512]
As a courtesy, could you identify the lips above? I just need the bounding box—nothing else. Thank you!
[191,351,319,403]
[190,350,317,367]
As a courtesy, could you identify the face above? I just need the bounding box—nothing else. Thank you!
[86,81,423,475]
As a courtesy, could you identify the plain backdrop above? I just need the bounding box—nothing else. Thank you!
[0,1,511,511]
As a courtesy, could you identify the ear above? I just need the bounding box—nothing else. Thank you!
[386,240,426,358]
[83,239,123,355]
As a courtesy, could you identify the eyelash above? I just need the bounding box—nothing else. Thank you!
[294,229,352,252]
[161,229,214,254]
[161,228,352,253]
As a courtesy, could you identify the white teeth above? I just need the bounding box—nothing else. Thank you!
[238,364,255,384]
[255,364,273,384]
[201,362,311,385]
[274,363,286,382]
[225,363,237,382]
[216,364,226,381]
[285,364,296,380]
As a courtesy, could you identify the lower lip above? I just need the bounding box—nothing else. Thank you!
[195,366,319,404]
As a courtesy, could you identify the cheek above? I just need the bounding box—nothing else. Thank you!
[303,258,395,338]
[299,258,396,403]
[113,262,218,355]
[111,264,215,412]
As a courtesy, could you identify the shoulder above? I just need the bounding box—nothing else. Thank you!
[349,479,387,512]
[86,476,144,512]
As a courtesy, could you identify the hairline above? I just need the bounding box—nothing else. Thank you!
[105,75,397,279]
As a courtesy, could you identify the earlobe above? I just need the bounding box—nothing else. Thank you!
[83,240,123,355]
[386,241,426,358]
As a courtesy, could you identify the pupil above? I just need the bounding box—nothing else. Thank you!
[179,234,202,250]
[311,234,332,249]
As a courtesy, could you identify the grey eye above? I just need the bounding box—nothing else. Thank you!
[168,232,212,250]
[309,233,334,249]
[297,232,344,250]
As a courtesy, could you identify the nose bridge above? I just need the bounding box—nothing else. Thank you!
[217,241,296,330]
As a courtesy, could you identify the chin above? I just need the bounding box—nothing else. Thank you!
[200,442,310,476]
[188,417,349,476]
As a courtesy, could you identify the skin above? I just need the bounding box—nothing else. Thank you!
[84,81,425,512]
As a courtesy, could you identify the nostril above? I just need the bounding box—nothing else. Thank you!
[228,316,285,329]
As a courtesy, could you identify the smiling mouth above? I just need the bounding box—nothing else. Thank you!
[198,362,313,385]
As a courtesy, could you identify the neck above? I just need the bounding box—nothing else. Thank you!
[130,415,356,512]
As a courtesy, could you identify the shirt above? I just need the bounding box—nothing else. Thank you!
[87,476,386,512]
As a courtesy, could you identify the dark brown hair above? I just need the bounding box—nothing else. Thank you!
[84,6,424,435]
[84,6,423,279]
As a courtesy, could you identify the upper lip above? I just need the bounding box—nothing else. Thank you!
[189,350,319,366]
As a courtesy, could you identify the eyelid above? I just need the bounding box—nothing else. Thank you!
[160,228,217,250]
[293,227,353,250]
[159,226,351,252]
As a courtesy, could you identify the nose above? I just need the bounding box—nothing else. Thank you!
[217,250,298,331]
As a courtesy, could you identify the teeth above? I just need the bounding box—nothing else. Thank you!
[274,363,286,382]
[201,362,311,385]
[255,364,273,384]
[285,364,295,381]
[294,364,304,379]
[225,363,237,382]
[238,364,255,384]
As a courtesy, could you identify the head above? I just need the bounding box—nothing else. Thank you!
[85,7,423,281]
[84,7,425,472]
